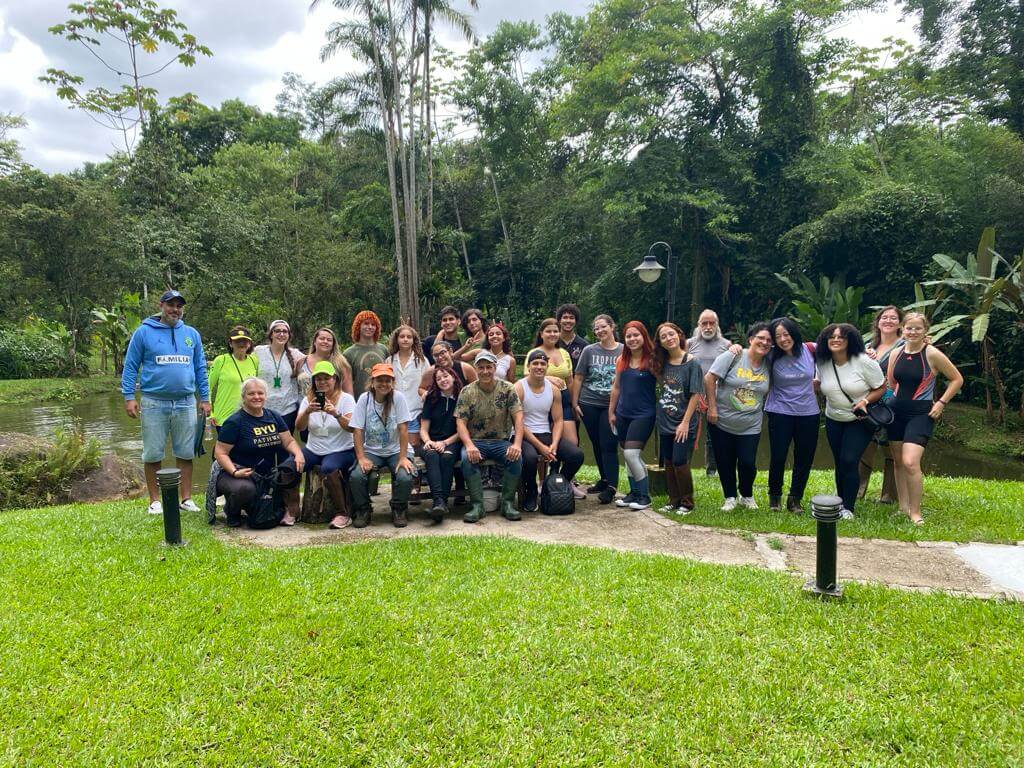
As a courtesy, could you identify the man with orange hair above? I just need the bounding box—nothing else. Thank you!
[344,311,389,395]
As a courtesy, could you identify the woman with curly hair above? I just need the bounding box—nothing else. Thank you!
[484,321,516,382]
[652,322,703,514]
[386,323,429,448]
[344,310,389,394]
[607,320,657,509]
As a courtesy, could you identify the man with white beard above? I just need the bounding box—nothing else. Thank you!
[687,310,733,476]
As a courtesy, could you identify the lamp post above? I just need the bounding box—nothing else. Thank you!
[633,241,677,322]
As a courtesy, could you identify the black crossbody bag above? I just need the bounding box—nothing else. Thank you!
[830,359,894,427]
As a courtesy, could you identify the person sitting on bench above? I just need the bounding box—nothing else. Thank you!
[454,351,524,523]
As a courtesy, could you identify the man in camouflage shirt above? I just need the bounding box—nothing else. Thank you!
[455,351,524,522]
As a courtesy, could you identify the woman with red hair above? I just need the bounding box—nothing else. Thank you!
[344,310,389,395]
[607,321,656,509]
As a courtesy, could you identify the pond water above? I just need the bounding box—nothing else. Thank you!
[0,392,1022,482]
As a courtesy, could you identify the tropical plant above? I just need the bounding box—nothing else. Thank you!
[774,273,873,337]
[91,293,142,375]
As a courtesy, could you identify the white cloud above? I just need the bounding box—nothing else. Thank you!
[2,0,920,173]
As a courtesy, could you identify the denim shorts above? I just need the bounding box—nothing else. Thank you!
[140,395,197,463]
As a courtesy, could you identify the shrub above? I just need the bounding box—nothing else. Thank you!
[0,428,102,510]
[0,321,77,379]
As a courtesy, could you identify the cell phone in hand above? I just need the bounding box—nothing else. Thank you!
[315,391,326,409]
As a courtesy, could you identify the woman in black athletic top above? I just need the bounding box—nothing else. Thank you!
[886,312,963,525]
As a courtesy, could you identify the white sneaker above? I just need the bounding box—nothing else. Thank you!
[739,496,758,510]
[840,508,855,520]
[721,497,738,512]
[147,500,162,515]
[658,503,677,513]
[180,498,200,513]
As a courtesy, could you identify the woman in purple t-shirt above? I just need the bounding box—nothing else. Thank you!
[764,317,819,512]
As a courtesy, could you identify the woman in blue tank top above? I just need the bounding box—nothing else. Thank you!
[886,312,963,525]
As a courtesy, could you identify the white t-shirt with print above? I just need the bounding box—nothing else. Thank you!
[349,391,412,456]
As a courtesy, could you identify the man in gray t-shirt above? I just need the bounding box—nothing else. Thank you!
[687,309,732,474]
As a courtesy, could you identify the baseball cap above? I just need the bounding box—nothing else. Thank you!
[527,349,549,364]
[475,351,498,366]
[311,361,337,378]
[159,290,185,304]
[229,331,253,342]
[370,363,395,379]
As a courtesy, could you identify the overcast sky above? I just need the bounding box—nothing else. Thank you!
[0,0,913,173]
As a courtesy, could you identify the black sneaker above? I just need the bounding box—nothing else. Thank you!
[615,492,637,508]
[597,487,616,505]
[587,479,609,494]
[628,494,651,510]
[353,508,371,528]
[429,503,446,523]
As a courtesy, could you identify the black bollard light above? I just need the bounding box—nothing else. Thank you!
[803,494,844,599]
[156,468,186,547]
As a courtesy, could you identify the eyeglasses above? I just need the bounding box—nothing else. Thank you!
[272,328,289,334]
[753,335,772,343]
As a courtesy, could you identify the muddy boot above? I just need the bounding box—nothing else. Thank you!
[786,496,803,513]
[390,501,408,528]
[352,506,371,528]
[857,457,873,500]
[769,494,782,511]
[323,471,350,528]
[500,470,521,521]
[463,472,485,523]
[879,457,898,504]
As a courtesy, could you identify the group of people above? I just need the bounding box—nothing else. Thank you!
[121,291,963,530]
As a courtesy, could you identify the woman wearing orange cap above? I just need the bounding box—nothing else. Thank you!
[348,362,415,528]
[344,310,389,395]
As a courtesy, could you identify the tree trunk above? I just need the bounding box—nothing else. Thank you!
[690,208,704,329]
[424,9,435,246]
[366,1,409,321]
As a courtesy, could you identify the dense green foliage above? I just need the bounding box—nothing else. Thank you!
[2,0,1024,410]
[1,502,1022,765]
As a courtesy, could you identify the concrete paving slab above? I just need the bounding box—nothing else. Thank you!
[955,544,1024,596]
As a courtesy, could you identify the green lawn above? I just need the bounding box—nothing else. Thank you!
[645,469,1024,544]
[1,501,1022,766]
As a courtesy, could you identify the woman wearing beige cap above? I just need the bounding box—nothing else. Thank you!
[209,325,259,431]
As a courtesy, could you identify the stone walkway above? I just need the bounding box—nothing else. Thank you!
[218,493,1024,601]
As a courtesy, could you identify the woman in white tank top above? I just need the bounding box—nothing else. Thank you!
[514,350,585,512]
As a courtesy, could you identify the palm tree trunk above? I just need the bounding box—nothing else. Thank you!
[424,8,435,246]
[366,1,409,320]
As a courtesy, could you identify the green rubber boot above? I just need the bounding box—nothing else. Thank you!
[462,472,486,523]
[500,469,521,521]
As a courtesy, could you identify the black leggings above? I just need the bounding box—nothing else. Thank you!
[825,417,875,512]
[422,440,460,505]
[580,402,618,486]
[708,423,760,498]
[766,412,819,500]
[522,433,585,484]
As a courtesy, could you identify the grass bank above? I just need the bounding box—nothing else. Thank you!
[0,430,102,510]
[1,501,1021,766]
[936,402,1024,461]
[0,376,118,406]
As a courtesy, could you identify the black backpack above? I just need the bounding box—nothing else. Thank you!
[247,469,285,529]
[540,472,575,516]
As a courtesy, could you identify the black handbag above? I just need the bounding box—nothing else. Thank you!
[830,360,894,427]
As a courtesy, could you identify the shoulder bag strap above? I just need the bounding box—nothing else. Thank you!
[830,359,857,404]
